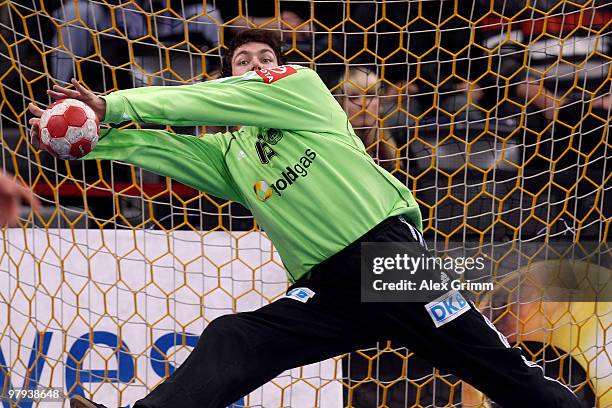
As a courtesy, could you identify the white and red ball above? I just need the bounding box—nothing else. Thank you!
[39,99,99,159]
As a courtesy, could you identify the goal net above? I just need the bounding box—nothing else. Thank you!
[0,0,609,407]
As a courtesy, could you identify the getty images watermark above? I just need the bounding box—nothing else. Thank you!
[371,252,489,293]
[360,241,610,303]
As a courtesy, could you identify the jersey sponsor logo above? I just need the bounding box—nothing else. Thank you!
[254,180,274,202]
[255,129,283,164]
[262,128,282,144]
[253,149,317,202]
[255,140,276,164]
[255,66,298,84]
[285,287,315,303]
[425,290,470,328]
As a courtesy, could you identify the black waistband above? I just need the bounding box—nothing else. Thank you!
[304,215,409,281]
[337,215,402,256]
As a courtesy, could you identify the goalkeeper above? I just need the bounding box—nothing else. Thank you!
[29,29,580,408]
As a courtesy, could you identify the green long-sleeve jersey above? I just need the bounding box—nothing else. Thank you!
[84,65,422,282]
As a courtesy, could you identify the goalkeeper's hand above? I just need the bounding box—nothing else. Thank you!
[28,78,106,149]
[28,116,41,150]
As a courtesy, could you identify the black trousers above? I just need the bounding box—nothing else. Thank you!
[134,216,581,408]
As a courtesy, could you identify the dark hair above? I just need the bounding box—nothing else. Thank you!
[221,29,287,77]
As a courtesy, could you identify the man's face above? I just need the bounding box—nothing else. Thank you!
[231,42,279,76]
[344,92,379,129]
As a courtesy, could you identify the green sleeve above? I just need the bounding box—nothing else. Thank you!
[83,129,244,204]
[101,67,343,133]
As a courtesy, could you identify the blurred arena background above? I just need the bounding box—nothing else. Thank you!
[0,0,610,406]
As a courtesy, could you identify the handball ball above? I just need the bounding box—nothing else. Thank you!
[39,98,99,159]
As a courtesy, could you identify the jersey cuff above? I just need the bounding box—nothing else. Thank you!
[100,93,128,125]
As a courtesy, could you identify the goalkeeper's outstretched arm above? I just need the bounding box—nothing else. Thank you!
[99,66,343,132]
[83,128,245,204]
[31,68,340,132]
[27,80,244,203]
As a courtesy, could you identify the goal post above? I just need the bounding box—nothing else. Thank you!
[0,0,609,407]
